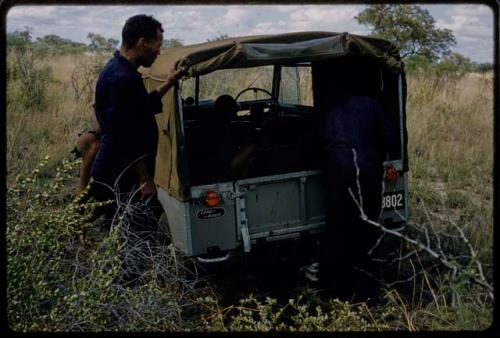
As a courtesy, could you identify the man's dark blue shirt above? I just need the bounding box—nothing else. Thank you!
[322,95,397,168]
[91,50,162,191]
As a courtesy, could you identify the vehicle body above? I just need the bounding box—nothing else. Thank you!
[139,31,409,262]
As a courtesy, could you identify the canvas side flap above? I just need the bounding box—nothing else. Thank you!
[154,88,174,192]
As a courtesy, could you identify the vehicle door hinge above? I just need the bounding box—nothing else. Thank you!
[225,191,247,200]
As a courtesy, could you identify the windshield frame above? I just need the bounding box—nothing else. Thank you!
[181,65,279,108]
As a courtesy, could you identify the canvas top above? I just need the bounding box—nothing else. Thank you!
[139,31,402,80]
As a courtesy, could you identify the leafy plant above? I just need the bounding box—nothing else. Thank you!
[6,157,211,332]
[199,293,390,332]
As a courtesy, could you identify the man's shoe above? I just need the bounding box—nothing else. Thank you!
[301,262,319,282]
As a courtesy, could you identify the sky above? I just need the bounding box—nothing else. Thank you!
[5,4,495,63]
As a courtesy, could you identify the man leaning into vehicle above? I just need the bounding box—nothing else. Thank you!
[319,73,398,302]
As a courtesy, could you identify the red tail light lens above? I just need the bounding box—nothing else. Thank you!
[385,165,399,183]
[204,191,221,207]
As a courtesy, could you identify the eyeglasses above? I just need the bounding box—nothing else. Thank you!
[143,41,162,52]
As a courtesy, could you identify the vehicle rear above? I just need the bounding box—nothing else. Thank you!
[145,32,409,262]
[171,64,406,260]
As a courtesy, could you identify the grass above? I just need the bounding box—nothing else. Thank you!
[406,71,493,268]
[6,51,108,182]
[5,52,495,331]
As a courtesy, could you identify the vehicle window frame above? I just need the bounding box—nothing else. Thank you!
[277,63,313,109]
[180,63,314,113]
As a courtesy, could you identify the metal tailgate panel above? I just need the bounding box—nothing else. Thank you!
[236,170,325,239]
[245,180,302,233]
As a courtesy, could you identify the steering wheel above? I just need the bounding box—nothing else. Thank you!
[235,87,281,109]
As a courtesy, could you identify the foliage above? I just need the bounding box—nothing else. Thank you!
[7,28,52,111]
[35,34,89,55]
[87,33,119,52]
[404,54,434,73]
[433,53,473,78]
[7,28,89,56]
[199,293,390,332]
[71,54,105,106]
[6,157,211,332]
[402,71,494,323]
[471,62,494,73]
[162,38,183,49]
[7,28,33,50]
[207,32,230,42]
[7,27,189,55]
[405,52,490,79]
[355,4,456,61]
[7,156,96,331]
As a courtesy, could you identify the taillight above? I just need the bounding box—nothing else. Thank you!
[203,191,221,207]
[385,165,399,183]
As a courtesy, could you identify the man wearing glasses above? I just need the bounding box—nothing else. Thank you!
[90,14,184,223]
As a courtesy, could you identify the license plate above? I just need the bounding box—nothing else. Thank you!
[382,191,405,210]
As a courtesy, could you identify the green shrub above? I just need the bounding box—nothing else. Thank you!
[199,293,390,332]
[6,157,211,332]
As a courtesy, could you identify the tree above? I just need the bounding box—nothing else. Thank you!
[162,38,183,49]
[36,34,68,47]
[6,27,51,110]
[403,54,433,73]
[355,5,456,61]
[207,32,229,42]
[35,34,88,54]
[471,62,493,73]
[442,53,472,68]
[7,27,33,51]
[87,33,119,51]
[434,52,473,76]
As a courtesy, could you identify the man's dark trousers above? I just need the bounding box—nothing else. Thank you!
[320,146,383,300]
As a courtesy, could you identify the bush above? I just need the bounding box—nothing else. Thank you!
[6,157,212,332]
[7,29,52,111]
[404,53,475,81]
[7,48,52,111]
[199,293,390,332]
[71,54,105,106]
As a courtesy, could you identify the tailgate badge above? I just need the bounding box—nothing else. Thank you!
[197,207,226,220]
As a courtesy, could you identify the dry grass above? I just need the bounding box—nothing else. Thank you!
[406,72,493,262]
[407,72,493,184]
[7,53,102,182]
[6,53,495,331]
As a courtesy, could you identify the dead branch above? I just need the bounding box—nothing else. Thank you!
[347,148,493,301]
